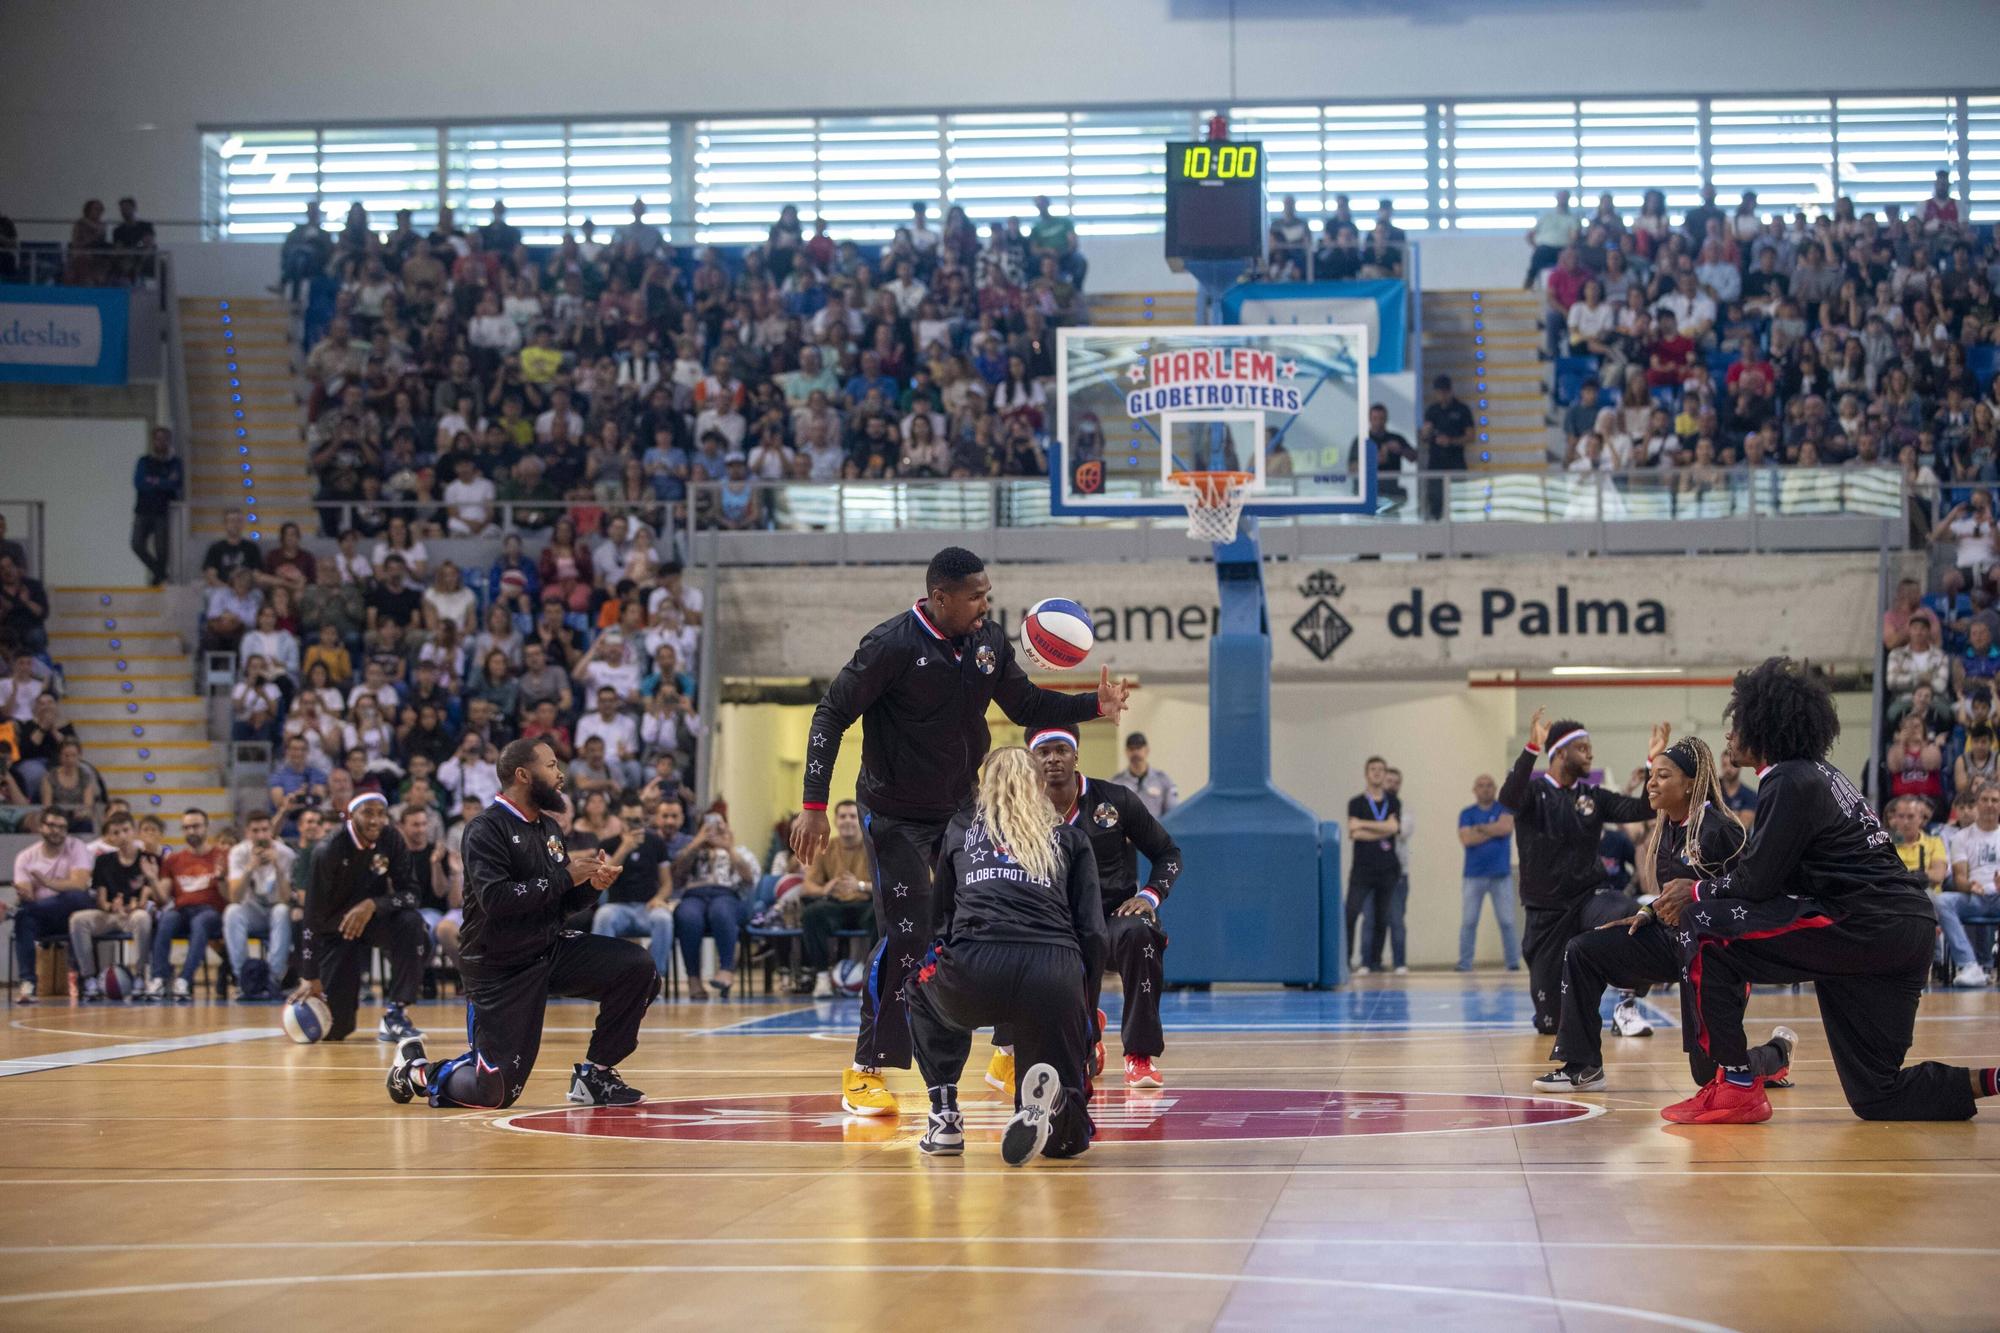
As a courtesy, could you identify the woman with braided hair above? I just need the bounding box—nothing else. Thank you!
[1536,735,1798,1093]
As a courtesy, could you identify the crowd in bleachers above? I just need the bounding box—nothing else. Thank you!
[1534,173,1997,492]
[284,194,1091,539]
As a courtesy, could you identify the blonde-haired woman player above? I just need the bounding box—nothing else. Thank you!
[908,746,1106,1166]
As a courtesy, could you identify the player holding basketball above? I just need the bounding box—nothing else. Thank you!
[984,723,1181,1091]
[910,747,1105,1164]
[790,547,1129,1115]
[385,738,656,1109]
[1499,710,1667,1036]
[1535,736,1797,1092]
[1650,658,2000,1124]
[291,793,430,1042]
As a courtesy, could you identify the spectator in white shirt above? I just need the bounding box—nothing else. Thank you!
[1885,612,1951,700]
[436,732,500,808]
[575,686,644,790]
[592,515,637,587]
[1654,270,1717,346]
[576,631,642,703]
[346,659,400,715]
[534,388,585,445]
[239,603,300,681]
[883,259,928,316]
[642,598,698,671]
[1525,189,1580,288]
[0,655,46,723]
[442,457,496,535]
[224,811,297,982]
[648,561,704,626]
[466,294,521,358]
[421,560,478,635]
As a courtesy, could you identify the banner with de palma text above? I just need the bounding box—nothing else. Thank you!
[1218,280,1407,376]
[0,284,130,385]
[717,554,1879,683]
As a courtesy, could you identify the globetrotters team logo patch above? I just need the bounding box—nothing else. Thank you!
[974,644,996,675]
[500,1088,1600,1144]
[1575,794,1596,818]
[370,853,389,876]
[546,833,567,861]
[1093,803,1119,829]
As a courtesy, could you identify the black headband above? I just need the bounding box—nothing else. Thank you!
[1664,741,1701,778]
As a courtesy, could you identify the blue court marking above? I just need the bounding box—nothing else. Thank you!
[701,987,1677,1036]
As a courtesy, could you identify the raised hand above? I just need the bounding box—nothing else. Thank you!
[1096,665,1134,720]
[1528,707,1550,750]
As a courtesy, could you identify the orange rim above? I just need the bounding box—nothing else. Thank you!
[1167,470,1256,503]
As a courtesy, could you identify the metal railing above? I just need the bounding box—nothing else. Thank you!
[167,464,1913,562]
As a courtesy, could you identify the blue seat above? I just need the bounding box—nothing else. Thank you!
[1553,356,1600,406]
[1972,345,1999,391]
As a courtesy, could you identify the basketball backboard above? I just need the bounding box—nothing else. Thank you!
[1051,323,1376,520]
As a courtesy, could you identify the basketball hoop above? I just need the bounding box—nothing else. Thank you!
[1167,470,1256,543]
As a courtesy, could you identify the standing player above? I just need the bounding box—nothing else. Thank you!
[386,738,656,1109]
[1499,710,1666,1035]
[986,724,1180,1090]
[1651,658,2000,1124]
[292,794,430,1042]
[1535,736,1795,1092]
[789,547,1128,1115]
[909,748,1105,1165]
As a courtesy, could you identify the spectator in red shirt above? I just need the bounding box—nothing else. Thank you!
[149,808,228,1001]
[1922,170,1961,232]
[1543,247,1589,358]
[1645,311,1698,390]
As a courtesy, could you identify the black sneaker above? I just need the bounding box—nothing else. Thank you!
[569,1062,644,1106]
[920,1109,965,1156]
[1531,1064,1606,1092]
[1001,1062,1061,1166]
[378,1005,423,1042]
[386,1037,428,1105]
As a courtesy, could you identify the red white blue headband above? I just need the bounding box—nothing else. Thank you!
[346,793,387,815]
[1028,727,1079,752]
[1547,728,1589,756]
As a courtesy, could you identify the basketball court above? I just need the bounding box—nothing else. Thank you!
[4,978,1997,1330]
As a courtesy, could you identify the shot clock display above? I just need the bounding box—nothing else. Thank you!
[1164,139,1266,262]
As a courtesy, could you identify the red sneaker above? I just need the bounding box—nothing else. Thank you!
[1125,1055,1163,1089]
[1091,1009,1108,1079]
[1661,1073,1771,1124]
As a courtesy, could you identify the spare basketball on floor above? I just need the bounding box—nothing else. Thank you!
[101,964,134,1002]
[282,996,333,1044]
[831,958,867,996]
[1021,598,1095,671]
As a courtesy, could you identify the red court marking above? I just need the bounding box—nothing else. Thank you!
[501,1088,1596,1145]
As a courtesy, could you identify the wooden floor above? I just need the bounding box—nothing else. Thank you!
[4,972,1999,1332]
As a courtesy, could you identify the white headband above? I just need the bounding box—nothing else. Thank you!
[1548,728,1590,756]
[347,793,388,815]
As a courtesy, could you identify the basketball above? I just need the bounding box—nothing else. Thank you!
[1021,598,1095,671]
[100,964,134,1002]
[831,959,867,997]
[282,996,333,1044]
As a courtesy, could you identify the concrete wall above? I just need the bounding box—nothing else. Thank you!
[0,417,152,585]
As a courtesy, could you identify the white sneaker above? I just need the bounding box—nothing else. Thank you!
[1953,963,1990,988]
[1353,965,1372,976]
[1611,998,1654,1037]
[812,970,834,999]
[145,976,166,1001]
[81,975,103,1001]
[1393,965,1410,975]
[1001,1063,1061,1166]
[171,976,192,1002]
[14,981,35,1006]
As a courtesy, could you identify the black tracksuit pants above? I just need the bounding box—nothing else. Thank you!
[314,906,428,1040]
[854,806,952,1069]
[427,931,656,1110]
[1688,913,1976,1121]
[1555,920,1724,1083]
[1523,889,1638,1034]
[997,904,1168,1059]
[910,940,1096,1158]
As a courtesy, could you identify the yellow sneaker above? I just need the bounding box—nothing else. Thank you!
[841,1067,898,1116]
[984,1048,1015,1093]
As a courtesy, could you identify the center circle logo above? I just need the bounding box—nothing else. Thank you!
[500,1088,1597,1144]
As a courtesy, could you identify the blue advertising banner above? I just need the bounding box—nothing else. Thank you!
[1218,280,1407,375]
[0,284,130,385]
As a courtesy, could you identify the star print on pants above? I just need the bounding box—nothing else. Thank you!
[1142,945,1155,959]
[900,954,915,968]
[1730,905,1748,919]
[1140,980,1152,992]
[897,918,913,933]
[891,882,908,898]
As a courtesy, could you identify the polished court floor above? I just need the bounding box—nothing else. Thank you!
[3,974,1998,1331]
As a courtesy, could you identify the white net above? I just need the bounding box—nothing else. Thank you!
[1167,471,1255,544]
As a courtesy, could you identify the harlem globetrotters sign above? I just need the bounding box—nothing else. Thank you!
[717,553,1881,681]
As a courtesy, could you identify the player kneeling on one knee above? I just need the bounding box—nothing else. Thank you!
[386,739,654,1110]
[911,747,1104,1165]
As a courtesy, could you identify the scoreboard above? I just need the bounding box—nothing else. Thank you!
[1164,140,1266,263]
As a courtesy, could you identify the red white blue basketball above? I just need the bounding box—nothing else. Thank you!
[282,996,333,1044]
[1021,598,1095,671]
[832,958,867,996]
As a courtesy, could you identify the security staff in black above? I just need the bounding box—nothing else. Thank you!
[385,738,656,1110]
[1650,658,2000,1124]
[293,793,429,1042]
[1030,724,1180,1079]
[909,747,1106,1164]
[789,546,1128,1115]
[1498,710,1660,1035]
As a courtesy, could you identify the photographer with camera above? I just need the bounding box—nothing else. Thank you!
[669,809,760,1000]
